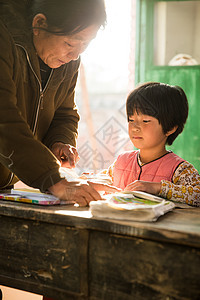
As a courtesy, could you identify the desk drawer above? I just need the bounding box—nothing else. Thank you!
[89,231,200,300]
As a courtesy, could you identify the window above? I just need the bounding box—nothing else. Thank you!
[75,0,135,174]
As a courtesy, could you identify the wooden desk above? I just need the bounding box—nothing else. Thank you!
[0,200,199,300]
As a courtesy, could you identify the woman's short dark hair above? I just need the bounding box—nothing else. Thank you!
[126,82,189,145]
[29,0,107,35]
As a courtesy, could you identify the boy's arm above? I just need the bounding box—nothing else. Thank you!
[159,161,200,206]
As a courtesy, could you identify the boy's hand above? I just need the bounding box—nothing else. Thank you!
[124,180,161,195]
[88,181,121,194]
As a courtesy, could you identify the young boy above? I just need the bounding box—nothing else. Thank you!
[105,82,200,206]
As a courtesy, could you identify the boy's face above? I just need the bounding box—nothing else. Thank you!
[128,111,168,153]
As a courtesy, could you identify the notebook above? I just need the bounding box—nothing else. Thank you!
[0,188,61,205]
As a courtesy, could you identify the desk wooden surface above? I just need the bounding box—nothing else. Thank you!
[0,200,199,300]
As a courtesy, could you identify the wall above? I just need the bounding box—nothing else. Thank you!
[154,1,200,65]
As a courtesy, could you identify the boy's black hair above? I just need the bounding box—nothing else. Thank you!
[126,82,189,145]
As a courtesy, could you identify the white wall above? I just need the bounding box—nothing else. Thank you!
[194,1,200,62]
[154,1,200,65]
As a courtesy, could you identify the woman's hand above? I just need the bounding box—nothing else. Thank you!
[51,142,79,168]
[48,179,121,207]
[124,180,161,195]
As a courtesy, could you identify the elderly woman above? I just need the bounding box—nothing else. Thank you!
[0,0,118,207]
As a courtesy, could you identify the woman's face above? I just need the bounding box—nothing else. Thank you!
[33,15,99,68]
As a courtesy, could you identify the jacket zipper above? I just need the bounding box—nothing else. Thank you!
[15,43,53,135]
[4,43,53,188]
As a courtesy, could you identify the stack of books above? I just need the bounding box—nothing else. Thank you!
[90,191,175,222]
